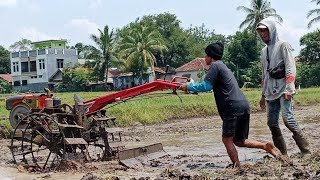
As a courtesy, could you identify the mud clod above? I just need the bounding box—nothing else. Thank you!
[292,169,310,179]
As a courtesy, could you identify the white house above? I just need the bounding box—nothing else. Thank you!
[10,39,78,92]
[175,58,209,82]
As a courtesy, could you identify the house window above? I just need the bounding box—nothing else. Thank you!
[22,80,27,86]
[13,62,19,72]
[38,75,43,78]
[31,76,37,79]
[13,81,20,86]
[38,59,45,69]
[57,59,64,68]
[30,61,36,72]
[21,62,29,73]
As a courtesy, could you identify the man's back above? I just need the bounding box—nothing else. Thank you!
[205,60,249,116]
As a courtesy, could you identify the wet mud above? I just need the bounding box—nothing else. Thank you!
[1,105,320,179]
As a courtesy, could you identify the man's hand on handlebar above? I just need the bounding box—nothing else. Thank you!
[180,83,188,92]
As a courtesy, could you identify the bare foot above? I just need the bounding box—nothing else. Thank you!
[275,154,293,166]
[264,143,293,165]
[264,142,280,157]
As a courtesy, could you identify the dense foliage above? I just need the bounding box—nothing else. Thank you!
[3,0,320,92]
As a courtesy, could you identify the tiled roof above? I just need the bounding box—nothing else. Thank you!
[108,68,122,78]
[0,74,12,82]
[175,58,209,72]
[154,67,166,74]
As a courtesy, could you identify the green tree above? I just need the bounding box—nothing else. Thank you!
[242,60,262,88]
[118,12,191,68]
[9,38,32,51]
[60,68,90,91]
[224,30,260,87]
[298,30,320,87]
[0,78,11,93]
[185,24,228,59]
[299,30,320,64]
[0,45,10,74]
[118,25,167,80]
[237,0,283,32]
[91,25,118,82]
[307,0,320,29]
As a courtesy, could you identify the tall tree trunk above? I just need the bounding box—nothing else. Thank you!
[151,65,156,81]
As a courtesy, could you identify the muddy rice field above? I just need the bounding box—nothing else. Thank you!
[1,105,320,180]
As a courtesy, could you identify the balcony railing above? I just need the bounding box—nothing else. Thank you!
[11,48,77,58]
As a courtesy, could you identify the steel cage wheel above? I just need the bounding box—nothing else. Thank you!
[10,115,33,166]
[28,113,63,171]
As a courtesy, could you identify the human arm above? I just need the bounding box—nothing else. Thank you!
[180,63,217,93]
[281,42,296,100]
[187,80,213,92]
[260,53,266,110]
[179,80,212,93]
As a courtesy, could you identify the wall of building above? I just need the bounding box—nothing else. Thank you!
[12,82,48,92]
[46,51,78,79]
[33,41,66,49]
[175,70,205,82]
[10,48,78,92]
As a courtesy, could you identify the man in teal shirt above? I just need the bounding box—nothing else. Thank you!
[180,42,284,167]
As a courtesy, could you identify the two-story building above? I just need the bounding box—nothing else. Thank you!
[10,39,78,92]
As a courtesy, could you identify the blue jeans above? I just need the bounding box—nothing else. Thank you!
[266,96,300,132]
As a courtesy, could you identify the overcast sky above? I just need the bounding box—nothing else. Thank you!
[0,0,318,56]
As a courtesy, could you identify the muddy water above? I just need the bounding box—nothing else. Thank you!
[1,105,320,179]
[124,105,320,167]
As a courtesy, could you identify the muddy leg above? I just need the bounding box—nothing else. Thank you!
[280,96,311,156]
[222,136,240,167]
[235,139,279,157]
[266,98,288,155]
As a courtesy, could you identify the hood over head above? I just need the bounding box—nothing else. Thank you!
[256,19,279,45]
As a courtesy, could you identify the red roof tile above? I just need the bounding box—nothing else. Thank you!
[107,68,122,78]
[175,58,209,72]
[154,67,166,74]
[0,74,12,82]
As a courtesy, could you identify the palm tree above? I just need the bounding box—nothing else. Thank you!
[118,26,167,80]
[90,25,117,83]
[9,39,32,51]
[307,0,320,29]
[237,0,283,31]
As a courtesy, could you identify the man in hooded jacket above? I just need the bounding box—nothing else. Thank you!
[256,19,311,157]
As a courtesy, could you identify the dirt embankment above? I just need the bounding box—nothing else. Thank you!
[1,105,320,179]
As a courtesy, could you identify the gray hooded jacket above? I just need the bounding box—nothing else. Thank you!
[257,19,296,101]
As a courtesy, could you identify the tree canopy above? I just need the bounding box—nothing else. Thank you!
[307,0,320,28]
[9,38,32,51]
[237,0,283,32]
[0,45,10,74]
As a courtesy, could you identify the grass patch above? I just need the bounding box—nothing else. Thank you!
[0,88,320,128]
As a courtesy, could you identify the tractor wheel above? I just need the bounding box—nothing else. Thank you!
[29,113,63,170]
[10,113,64,171]
[9,103,30,129]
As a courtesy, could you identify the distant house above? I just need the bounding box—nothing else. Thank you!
[0,74,12,93]
[153,67,173,81]
[175,58,209,82]
[0,74,12,84]
[109,67,168,90]
[10,39,78,92]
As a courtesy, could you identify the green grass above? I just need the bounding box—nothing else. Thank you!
[1,88,320,128]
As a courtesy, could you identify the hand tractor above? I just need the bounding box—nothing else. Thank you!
[5,77,188,171]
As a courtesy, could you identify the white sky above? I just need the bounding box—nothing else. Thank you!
[0,0,318,56]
